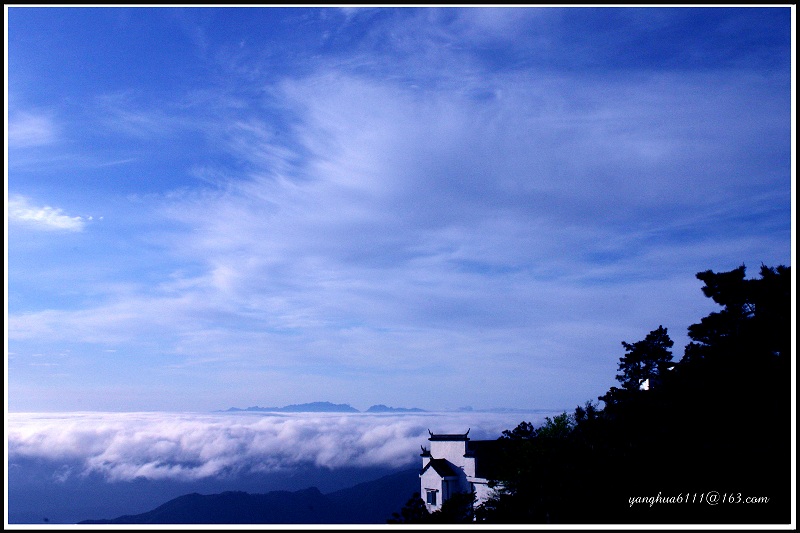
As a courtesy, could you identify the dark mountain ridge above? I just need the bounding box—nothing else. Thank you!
[79,468,420,524]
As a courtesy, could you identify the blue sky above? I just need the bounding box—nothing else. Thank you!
[6,7,794,412]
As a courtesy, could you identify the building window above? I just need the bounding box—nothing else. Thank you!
[426,490,437,506]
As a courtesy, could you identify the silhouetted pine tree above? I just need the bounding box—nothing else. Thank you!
[471,264,791,525]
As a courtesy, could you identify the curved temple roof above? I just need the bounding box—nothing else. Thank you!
[427,428,470,441]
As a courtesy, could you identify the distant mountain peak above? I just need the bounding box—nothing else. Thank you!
[223,401,359,413]
[365,404,426,413]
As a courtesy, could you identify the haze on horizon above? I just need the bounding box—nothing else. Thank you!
[6,7,793,413]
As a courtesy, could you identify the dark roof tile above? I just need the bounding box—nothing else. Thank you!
[421,458,459,478]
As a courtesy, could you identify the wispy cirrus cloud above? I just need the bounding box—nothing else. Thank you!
[6,8,790,413]
[6,59,790,412]
[7,111,58,148]
[8,195,88,232]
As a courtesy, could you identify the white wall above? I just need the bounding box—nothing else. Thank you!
[429,440,467,462]
[420,468,444,512]
[425,439,477,497]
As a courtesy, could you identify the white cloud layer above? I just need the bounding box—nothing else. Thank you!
[7,411,560,482]
[8,196,86,232]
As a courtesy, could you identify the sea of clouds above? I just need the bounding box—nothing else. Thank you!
[7,410,561,483]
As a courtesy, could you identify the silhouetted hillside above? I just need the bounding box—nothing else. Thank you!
[79,468,420,524]
[327,468,424,523]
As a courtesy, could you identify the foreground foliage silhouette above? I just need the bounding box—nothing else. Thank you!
[388,491,477,524]
[391,264,791,524]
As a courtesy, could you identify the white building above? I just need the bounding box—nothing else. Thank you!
[419,430,505,513]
